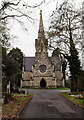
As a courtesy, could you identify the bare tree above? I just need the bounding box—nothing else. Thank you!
[48,0,82,55]
[0,0,47,47]
[48,0,82,92]
[0,0,44,20]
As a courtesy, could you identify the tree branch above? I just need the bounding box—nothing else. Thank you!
[0,0,21,11]
[23,1,44,8]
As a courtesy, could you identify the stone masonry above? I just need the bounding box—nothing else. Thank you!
[21,10,64,88]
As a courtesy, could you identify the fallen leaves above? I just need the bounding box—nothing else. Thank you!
[2,94,32,119]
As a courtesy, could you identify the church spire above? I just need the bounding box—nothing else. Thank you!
[38,10,45,39]
[35,10,48,55]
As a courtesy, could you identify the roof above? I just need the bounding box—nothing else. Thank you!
[24,57,35,71]
[24,55,61,71]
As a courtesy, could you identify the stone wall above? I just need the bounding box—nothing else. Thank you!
[23,71,32,80]
[22,80,30,87]
[55,71,64,87]
[33,77,55,88]
[22,71,32,87]
[33,53,54,77]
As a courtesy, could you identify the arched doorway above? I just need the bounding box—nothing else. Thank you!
[40,78,46,88]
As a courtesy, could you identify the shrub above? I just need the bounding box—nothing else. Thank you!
[19,90,25,94]
[66,80,71,88]
[12,88,20,93]
[3,93,15,104]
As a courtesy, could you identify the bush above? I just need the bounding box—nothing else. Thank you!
[66,80,71,88]
[3,93,15,104]
[12,88,20,93]
[19,90,25,94]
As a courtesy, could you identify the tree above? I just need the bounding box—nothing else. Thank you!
[48,0,82,52]
[0,0,47,32]
[0,20,10,48]
[0,0,47,49]
[0,0,44,20]
[67,33,81,92]
[48,1,82,92]
[8,47,23,87]
[79,70,84,95]
[2,47,18,93]
[62,59,67,87]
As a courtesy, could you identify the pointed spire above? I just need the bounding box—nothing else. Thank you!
[38,10,45,39]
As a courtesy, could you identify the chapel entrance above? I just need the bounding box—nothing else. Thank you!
[40,78,46,88]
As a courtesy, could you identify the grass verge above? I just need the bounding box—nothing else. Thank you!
[2,93,32,119]
[18,87,70,90]
[61,92,84,108]
[47,87,70,90]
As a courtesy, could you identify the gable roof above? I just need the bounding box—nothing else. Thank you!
[24,55,61,71]
[24,57,35,71]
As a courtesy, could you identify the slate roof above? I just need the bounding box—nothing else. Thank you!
[24,57,35,71]
[24,56,61,71]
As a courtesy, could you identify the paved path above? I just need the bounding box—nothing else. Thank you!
[20,89,84,119]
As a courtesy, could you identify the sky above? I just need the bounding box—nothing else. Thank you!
[7,0,84,57]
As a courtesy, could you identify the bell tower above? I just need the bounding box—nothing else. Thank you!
[35,10,48,62]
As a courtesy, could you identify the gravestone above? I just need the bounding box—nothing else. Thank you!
[7,81,10,94]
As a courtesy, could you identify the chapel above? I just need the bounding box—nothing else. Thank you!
[21,10,64,88]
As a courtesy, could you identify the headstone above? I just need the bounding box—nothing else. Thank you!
[7,81,10,94]
[20,79,22,88]
[25,90,28,96]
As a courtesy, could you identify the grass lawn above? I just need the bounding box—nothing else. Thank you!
[18,87,70,90]
[47,87,70,90]
[61,92,84,107]
[2,93,32,119]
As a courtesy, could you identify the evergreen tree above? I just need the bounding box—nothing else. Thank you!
[62,59,67,87]
[2,47,18,93]
[79,70,84,94]
[8,47,23,87]
[68,18,81,92]
[69,47,81,92]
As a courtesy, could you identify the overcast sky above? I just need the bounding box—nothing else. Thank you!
[8,0,84,56]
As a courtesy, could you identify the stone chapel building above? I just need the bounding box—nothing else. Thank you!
[21,10,64,88]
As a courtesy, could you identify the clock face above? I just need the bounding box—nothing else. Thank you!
[39,65,46,73]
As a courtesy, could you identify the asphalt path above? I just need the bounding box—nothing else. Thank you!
[20,89,84,119]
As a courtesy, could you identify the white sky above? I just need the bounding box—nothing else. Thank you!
[8,0,84,56]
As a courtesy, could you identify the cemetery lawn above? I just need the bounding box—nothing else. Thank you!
[2,93,32,119]
[48,87,70,90]
[18,87,70,90]
[61,92,84,107]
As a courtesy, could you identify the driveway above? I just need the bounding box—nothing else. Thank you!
[20,89,84,119]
